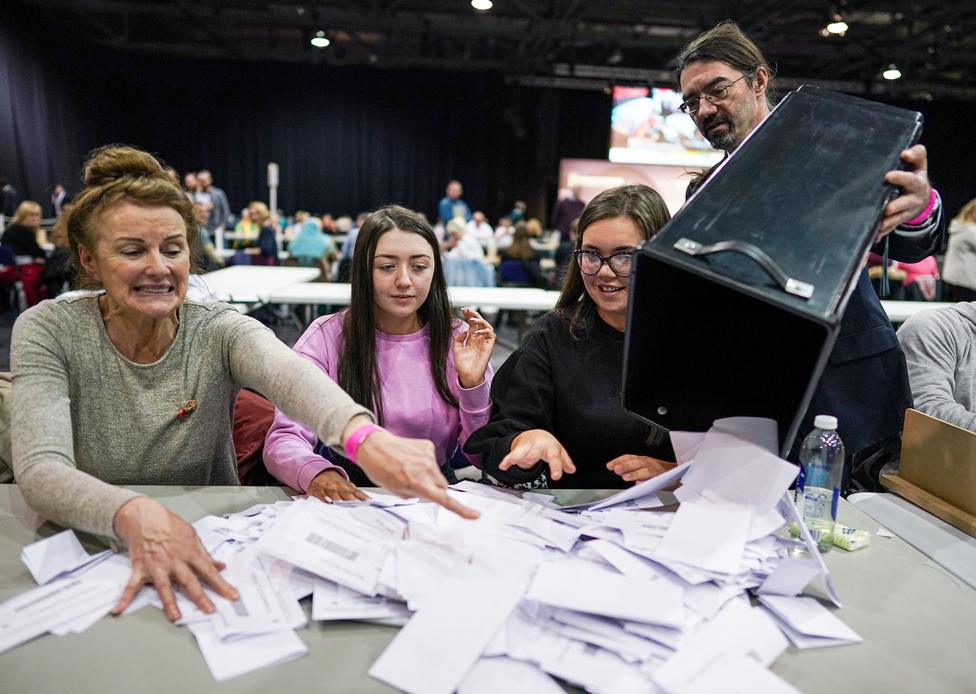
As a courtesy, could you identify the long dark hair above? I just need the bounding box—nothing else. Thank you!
[675,20,777,110]
[338,205,458,424]
[555,185,671,339]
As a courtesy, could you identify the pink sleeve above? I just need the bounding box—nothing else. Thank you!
[263,316,350,492]
[456,361,494,469]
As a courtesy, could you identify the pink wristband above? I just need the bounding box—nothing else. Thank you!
[905,189,937,226]
[344,423,383,463]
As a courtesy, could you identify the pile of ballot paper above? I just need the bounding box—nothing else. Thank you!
[0,418,863,692]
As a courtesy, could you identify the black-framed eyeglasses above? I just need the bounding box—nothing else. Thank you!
[678,70,755,115]
[574,249,634,277]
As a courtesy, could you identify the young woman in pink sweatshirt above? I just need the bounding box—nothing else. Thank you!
[264,205,495,501]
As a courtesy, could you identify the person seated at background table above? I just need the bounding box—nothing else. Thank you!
[289,216,338,277]
[2,200,48,306]
[1,200,47,260]
[942,198,976,302]
[465,185,675,488]
[466,211,494,247]
[192,201,224,271]
[247,201,279,266]
[232,206,257,242]
[499,221,545,288]
[41,206,75,297]
[264,205,495,501]
[898,301,976,432]
[443,217,485,260]
[494,216,515,250]
[11,145,478,623]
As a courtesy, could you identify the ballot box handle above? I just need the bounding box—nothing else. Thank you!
[673,237,815,300]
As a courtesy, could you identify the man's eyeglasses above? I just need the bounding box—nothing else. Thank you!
[574,249,634,277]
[678,70,755,115]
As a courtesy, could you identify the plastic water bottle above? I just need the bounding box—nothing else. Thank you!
[797,415,845,553]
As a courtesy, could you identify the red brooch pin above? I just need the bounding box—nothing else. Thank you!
[177,398,198,419]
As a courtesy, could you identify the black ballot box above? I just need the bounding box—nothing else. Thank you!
[622,85,923,456]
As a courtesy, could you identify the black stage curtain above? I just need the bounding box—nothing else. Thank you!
[2,4,974,223]
[0,5,608,223]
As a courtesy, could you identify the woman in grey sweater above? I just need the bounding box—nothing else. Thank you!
[11,145,476,622]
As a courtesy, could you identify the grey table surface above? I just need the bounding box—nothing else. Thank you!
[1,485,974,694]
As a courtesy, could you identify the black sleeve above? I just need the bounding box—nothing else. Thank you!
[2,225,44,259]
[882,203,946,264]
[464,318,557,485]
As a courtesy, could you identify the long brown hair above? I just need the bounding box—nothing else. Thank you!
[555,185,671,339]
[65,144,198,288]
[675,20,777,110]
[506,221,534,261]
[339,205,458,424]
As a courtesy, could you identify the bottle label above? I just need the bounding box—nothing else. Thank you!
[801,486,831,521]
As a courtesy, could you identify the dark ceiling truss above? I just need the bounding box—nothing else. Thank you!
[16,0,976,98]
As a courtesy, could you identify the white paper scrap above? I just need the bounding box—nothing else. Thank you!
[0,578,119,654]
[257,499,393,595]
[757,556,820,597]
[458,656,564,694]
[526,560,685,628]
[759,595,862,645]
[312,578,410,622]
[655,502,751,575]
[213,553,306,637]
[653,599,787,693]
[682,653,801,694]
[189,621,307,682]
[20,530,112,585]
[369,567,527,694]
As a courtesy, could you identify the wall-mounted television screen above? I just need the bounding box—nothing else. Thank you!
[609,86,724,168]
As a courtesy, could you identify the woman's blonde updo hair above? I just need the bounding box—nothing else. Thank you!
[66,144,197,287]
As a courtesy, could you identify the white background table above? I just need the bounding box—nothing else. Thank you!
[1,486,974,693]
[194,266,321,303]
[192,269,949,329]
[879,300,952,324]
[268,283,561,312]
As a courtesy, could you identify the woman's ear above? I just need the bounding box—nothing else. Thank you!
[78,244,100,283]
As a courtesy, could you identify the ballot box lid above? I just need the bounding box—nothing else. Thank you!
[622,87,922,455]
[648,85,923,325]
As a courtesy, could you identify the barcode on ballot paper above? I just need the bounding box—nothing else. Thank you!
[305,533,359,562]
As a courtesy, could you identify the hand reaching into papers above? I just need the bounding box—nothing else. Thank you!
[307,469,368,503]
[354,428,480,519]
[606,454,677,483]
[112,497,239,621]
[500,429,577,482]
[877,144,932,240]
[453,307,496,389]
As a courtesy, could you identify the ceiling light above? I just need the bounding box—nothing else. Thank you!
[310,31,330,48]
[471,0,493,10]
[882,64,902,80]
[825,20,848,35]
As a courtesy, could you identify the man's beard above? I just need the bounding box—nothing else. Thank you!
[701,115,739,152]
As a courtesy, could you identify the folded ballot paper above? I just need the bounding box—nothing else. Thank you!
[1,416,862,689]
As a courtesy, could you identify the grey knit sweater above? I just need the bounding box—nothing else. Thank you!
[898,301,976,432]
[11,293,369,540]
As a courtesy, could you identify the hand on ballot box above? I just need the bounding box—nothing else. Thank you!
[606,454,677,484]
[308,468,368,504]
[352,425,480,520]
[500,429,577,482]
[877,144,933,240]
[112,497,240,622]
